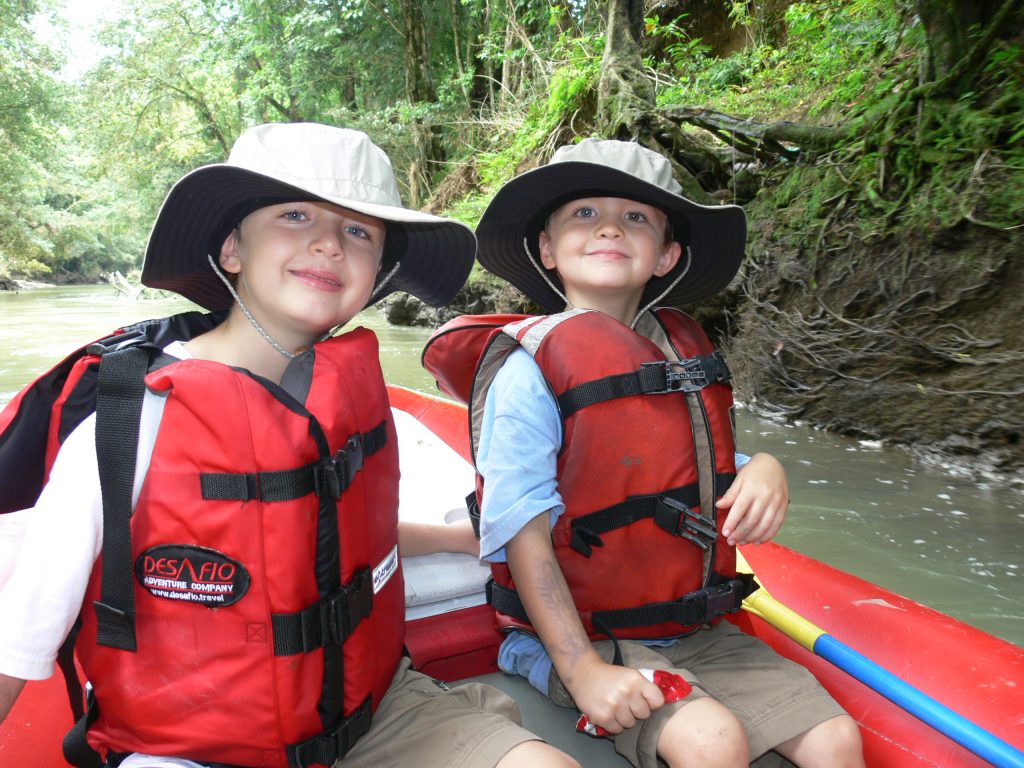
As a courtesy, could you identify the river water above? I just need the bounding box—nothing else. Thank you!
[2,285,1021,648]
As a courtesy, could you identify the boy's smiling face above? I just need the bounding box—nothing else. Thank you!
[538,196,681,321]
[219,201,385,344]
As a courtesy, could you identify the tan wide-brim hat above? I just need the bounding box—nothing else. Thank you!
[142,122,475,311]
[475,139,746,313]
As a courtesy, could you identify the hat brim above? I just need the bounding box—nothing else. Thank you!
[475,161,745,313]
[142,165,475,311]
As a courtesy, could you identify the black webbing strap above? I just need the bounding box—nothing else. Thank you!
[62,682,102,768]
[568,477,735,557]
[272,567,373,656]
[286,697,372,768]
[486,578,531,624]
[200,421,388,502]
[466,491,481,539]
[94,346,152,651]
[591,574,759,632]
[557,353,731,419]
[488,574,758,634]
[60,619,103,768]
[55,625,85,721]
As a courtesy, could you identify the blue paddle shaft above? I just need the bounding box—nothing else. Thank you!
[814,635,1024,768]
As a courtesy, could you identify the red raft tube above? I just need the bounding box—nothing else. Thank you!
[1,385,1021,768]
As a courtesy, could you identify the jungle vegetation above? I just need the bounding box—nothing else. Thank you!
[1,0,1022,479]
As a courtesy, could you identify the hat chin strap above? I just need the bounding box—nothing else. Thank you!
[631,245,692,329]
[523,237,693,330]
[524,237,570,311]
[207,254,299,360]
[367,260,401,305]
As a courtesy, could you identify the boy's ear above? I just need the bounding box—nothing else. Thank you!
[538,230,556,269]
[653,241,682,278]
[218,229,242,275]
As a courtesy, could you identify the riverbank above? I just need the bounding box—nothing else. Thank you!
[728,159,1023,490]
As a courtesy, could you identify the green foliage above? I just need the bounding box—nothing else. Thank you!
[643,14,709,73]
[652,0,914,120]
[4,0,1021,291]
[475,28,602,191]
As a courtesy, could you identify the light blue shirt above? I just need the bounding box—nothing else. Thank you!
[477,347,749,694]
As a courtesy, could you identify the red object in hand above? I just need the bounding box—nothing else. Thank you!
[575,668,692,737]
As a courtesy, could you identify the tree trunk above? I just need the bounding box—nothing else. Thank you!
[398,0,445,205]
[597,0,654,135]
[447,0,468,100]
[915,0,1022,82]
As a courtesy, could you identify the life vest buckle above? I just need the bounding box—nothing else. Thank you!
[288,696,372,767]
[641,353,731,394]
[324,567,373,643]
[703,579,744,619]
[315,436,365,499]
[654,496,717,550]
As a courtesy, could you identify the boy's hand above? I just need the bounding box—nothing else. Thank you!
[565,653,665,734]
[505,513,663,733]
[716,452,789,546]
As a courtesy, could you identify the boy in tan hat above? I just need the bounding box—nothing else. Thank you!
[0,123,576,768]
[425,139,863,768]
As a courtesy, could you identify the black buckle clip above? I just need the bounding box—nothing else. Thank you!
[704,580,743,619]
[654,496,717,551]
[642,358,709,393]
[315,436,365,499]
[289,698,372,767]
[324,568,373,643]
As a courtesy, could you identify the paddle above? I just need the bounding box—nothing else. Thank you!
[736,551,1024,768]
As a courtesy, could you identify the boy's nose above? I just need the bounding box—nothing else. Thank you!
[311,229,344,258]
[595,219,623,238]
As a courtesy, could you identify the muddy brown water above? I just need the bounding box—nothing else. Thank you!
[2,285,1021,647]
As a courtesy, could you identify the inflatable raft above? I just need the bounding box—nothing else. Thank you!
[1,385,1021,768]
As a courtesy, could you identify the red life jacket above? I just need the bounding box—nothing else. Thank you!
[424,308,754,641]
[0,311,222,515]
[1,316,403,768]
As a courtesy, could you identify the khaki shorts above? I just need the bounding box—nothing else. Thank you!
[339,657,540,768]
[547,622,846,768]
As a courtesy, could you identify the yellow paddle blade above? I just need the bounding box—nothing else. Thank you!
[736,549,825,653]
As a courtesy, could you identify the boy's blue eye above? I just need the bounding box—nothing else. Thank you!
[626,211,649,223]
[283,209,308,221]
[346,225,370,239]
[574,206,596,218]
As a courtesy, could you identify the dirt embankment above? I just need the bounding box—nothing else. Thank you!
[725,201,1023,486]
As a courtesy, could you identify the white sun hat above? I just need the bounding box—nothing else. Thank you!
[142,122,475,310]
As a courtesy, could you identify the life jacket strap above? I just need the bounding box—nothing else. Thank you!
[272,567,373,656]
[95,344,157,652]
[567,478,734,557]
[62,685,103,768]
[466,490,482,538]
[591,574,759,632]
[488,574,758,634]
[557,353,731,418]
[286,696,372,768]
[200,421,388,502]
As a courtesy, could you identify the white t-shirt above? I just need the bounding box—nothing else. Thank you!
[0,341,186,680]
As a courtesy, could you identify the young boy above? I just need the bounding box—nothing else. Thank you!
[0,123,576,768]
[430,139,864,768]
